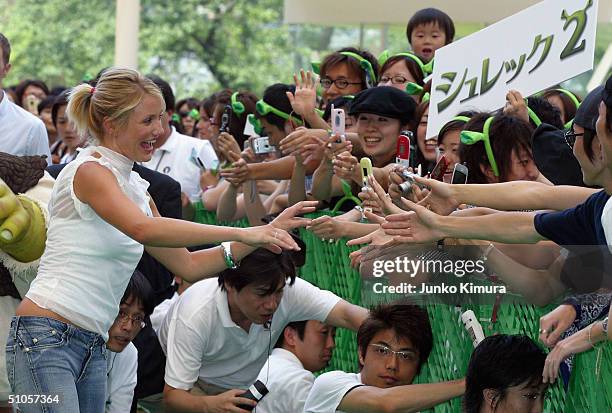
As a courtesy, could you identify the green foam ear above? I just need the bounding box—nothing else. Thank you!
[311,62,321,75]
[378,50,391,67]
[421,92,430,103]
[405,82,424,95]
[188,108,201,121]
[171,113,180,123]
[460,130,484,145]
[423,59,434,75]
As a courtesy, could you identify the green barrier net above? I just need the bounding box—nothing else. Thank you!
[193,205,611,412]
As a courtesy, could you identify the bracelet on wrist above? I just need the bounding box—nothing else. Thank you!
[221,242,239,269]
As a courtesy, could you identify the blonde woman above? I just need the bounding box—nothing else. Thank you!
[6,68,313,413]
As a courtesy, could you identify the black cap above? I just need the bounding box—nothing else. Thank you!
[348,86,416,125]
[532,124,586,187]
[574,85,603,130]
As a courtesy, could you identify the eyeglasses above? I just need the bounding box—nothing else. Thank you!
[320,77,361,90]
[563,128,583,149]
[379,75,409,85]
[369,343,418,362]
[116,310,146,329]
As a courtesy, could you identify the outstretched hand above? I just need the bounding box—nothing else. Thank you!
[415,176,460,216]
[381,198,446,244]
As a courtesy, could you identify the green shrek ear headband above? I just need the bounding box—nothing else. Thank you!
[556,89,581,129]
[247,114,263,135]
[378,50,433,77]
[231,92,245,115]
[171,108,200,123]
[255,99,304,126]
[460,116,499,177]
[312,52,377,88]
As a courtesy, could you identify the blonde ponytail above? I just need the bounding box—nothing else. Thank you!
[66,67,164,143]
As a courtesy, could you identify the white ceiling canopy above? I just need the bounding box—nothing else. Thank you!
[283,0,612,25]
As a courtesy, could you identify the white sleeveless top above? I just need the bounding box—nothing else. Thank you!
[27,146,151,340]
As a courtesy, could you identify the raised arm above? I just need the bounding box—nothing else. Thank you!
[382,199,546,245]
[416,177,599,215]
[339,380,465,413]
[74,161,300,249]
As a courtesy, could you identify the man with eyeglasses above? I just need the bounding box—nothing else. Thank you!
[303,303,464,413]
[105,270,155,413]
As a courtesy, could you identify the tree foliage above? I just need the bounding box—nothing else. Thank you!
[1,0,336,97]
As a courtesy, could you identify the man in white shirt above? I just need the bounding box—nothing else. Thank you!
[303,303,465,413]
[105,271,155,413]
[163,248,368,412]
[142,75,217,202]
[0,33,51,164]
[254,320,336,413]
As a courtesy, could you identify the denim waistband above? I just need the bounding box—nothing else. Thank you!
[11,316,105,349]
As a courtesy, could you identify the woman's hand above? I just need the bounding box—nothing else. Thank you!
[332,152,360,183]
[240,200,316,253]
[220,156,249,187]
[270,200,317,232]
[359,175,404,216]
[306,215,346,241]
[381,198,446,244]
[415,176,460,216]
[324,134,353,161]
[217,132,241,160]
[542,324,595,384]
[539,304,577,348]
[503,89,530,125]
[286,69,318,117]
[279,128,328,157]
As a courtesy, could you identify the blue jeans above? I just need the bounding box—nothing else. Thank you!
[5,316,107,413]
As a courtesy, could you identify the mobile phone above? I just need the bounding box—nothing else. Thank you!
[429,155,448,181]
[396,133,410,167]
[331,106,346,143]
[237,380,269,411]
[360,157,374,213]
[189,142,220,171]
[360,157,373,188]
[461,310,485,348]
[252,137,276,154]
[399,130,416,168]
[451,163,469,184]
[26,94,40,114]
[220,105,232,133]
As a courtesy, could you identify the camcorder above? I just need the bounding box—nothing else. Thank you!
[237,380,269,411]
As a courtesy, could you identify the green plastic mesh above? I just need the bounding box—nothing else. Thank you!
[194,209,611,412]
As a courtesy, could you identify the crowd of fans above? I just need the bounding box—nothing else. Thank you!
[0,5,610,413]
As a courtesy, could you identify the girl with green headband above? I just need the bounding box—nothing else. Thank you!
[175,97,199,136]
[436,112,476,180]
[378,54,425,99]
[541,88,582,126]
[460,112,543,184]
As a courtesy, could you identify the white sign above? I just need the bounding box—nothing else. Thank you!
[427,0,598,138]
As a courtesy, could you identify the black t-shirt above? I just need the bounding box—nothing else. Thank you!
[534,190,609,246]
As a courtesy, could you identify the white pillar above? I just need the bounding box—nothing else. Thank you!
[114,0,140,69]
